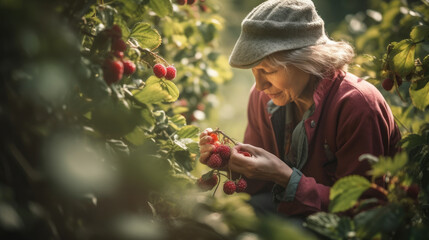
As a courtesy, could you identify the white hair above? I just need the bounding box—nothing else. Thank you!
[265,40,355,79]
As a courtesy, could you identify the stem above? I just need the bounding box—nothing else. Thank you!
[371,183,388,196]
[212,171,221,197]
[394,74,406,102]
[393,114,411,134]
[213,130,238,145]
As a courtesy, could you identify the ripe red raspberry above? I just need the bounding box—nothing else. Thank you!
[207,153,222,169]
[177,0,187,5]
[165,66,177,80]
[208,132,218,144]
[110,24,122,39]
[153,63,167,78]
[235,178,247,193]
[215,145,231,162]
[187,0,196,4]
[103,59,124,84]
[197,174,218,191]
[223,181,236,195]
[112,38,127,52]
[113,51,124,59]
[238,150,251,157]
[123,60,136,75]
[382,78,393,91]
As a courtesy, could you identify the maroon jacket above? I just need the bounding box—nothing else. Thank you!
[243,71,401,216]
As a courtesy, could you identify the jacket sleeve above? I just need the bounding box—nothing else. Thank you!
[277,93,399,216]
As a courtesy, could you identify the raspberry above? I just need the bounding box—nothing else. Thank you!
[382,78,393,91]
[112,38,127,52]
[238,150,251,157]
[113,51,124,59]
[165,66,177,80]
[197,174,218,191]
[177,0,187,5]
[208,132,218,144]
[199,4,208,12]
[123,60,136,75]
[207,153,222,169]
[235,178,247,193]
[103,59,124,85]
[223,181,236,195]
[153,63,167,78]
[110,24,122,39]
[215,145,231,162]
[187,0,196,4]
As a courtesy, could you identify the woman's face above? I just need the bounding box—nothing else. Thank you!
[251,59,311,106]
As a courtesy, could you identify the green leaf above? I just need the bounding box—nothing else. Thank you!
[163,80,179,102]
[125,127,148,146]
[400,134,426,151]
[129,22,161,50]
[410,80,429,111]
[149,0,173,17]
[176,125,199,139]
[410,25,429,42]
[304,212,355,240]
[329,175,371,213]
[355,205,405,239]
[133,77,172,104]
[369,152,407,179]
[389,39,416,76]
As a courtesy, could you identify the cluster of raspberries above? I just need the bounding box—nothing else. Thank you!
[196,132,248,195]
[101,25,136,85]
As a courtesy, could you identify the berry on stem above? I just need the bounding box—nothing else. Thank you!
[223,181,236,195]
[112,38,127,52]
[214,145,231,162]
[113,51,124,59]
[153,63,167,78]
[236,178,247,193]
[165,66,177,80]
[103,59,124,85]
[382,78,394,91]
[123,60,136,75]
[207,153,222,169]
[187,0,196,4]
[197,174,218,191]
[177,0,187,5]
[110,24,122,39]
[208,132,218,144]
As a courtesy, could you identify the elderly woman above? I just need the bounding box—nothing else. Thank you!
[199,0,401,217]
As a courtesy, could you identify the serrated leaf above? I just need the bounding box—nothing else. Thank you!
[129,22,161,50]
[410,25,429,42]
[176,125,199,139]
[368,152,408,179]
[329,175,371,213]
[170,114,187,128]
[133,77,174,104]
[163,80,179,102]
[389,39,416,76]
[125,127,148,146]
[355,205,405,239]
[400,134,426,151]
[149,0,173,17]
[305,212,355,240]
[410,80,429,111]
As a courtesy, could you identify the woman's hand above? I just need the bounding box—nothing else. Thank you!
[229,143,293,187]
[198,128,216,165]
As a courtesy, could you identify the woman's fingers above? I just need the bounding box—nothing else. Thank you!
[234,143,260,155]
[199,128,213,139]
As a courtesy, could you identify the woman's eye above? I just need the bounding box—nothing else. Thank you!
[264,70,277,75]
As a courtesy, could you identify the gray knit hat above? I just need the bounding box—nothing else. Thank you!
[229,0,329,69]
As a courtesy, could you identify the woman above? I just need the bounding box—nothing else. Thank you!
[199,0,401,217]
